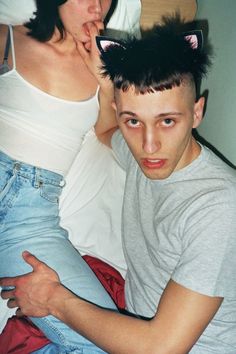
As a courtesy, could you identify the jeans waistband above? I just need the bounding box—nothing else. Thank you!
[0,150,65,187]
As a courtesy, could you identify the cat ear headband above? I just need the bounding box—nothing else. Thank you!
[96,30,203,54]
[96,37,124,53]
[182,30,203,50]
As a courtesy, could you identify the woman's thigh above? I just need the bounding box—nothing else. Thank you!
[0,157,116,351]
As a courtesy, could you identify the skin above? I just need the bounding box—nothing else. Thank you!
[0,252,222,354]
[0,0,112,101]
[111,81,205,180]
[0,82,223,353]
[59,0,112,49]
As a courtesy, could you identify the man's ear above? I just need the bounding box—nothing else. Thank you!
[96,36,124,54]
[193,96,205,129]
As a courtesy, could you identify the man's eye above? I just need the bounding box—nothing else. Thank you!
[163,118,174,126]
[127,119,140,127]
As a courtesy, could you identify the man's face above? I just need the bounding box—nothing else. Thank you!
[113,83,205,180]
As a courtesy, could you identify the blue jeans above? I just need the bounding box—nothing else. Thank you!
[0,151,117,353]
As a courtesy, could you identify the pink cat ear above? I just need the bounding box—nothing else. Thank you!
[96,36,124,54]
[184,30,203,50]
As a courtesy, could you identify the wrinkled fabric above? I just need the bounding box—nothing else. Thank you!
[0,255,125,354]
[0,317,50,354]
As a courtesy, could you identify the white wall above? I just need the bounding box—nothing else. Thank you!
[195,0,236,167]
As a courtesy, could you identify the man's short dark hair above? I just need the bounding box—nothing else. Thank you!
[99,15,212,95]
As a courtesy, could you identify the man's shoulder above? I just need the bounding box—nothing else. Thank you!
[201,145,236,187]
[111,130,133,170]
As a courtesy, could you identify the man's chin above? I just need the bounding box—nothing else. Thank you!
[140,167,171,181]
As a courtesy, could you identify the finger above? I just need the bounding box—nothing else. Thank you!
[0,276,18,287]
[87,21,103,36]
[7,298,18,309]
[88,23,101,53]
[1,289,15,300]
[22,251,45,270]
[77,41,90,61]
[94,20,104,32]
[16,308,24,317]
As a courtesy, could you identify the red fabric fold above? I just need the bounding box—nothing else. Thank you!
[0,255,125,354]
[0,317,50,354]
[83,255,125,309]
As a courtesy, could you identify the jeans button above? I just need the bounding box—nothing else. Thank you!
[14,162,21,171]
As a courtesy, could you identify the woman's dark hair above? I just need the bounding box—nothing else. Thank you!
[104,0,118,27]
[25,0,67,42]
[25,0,118,42]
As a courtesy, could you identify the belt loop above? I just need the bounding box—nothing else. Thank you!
[34,168,43,188]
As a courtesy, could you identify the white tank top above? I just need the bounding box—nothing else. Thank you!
[0,26,99,176]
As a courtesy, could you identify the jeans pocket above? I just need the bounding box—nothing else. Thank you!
[0,166,16,203]
[40,183,62,204]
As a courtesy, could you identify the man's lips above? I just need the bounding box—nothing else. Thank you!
[142,158,166,169]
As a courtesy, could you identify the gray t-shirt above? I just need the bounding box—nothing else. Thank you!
[112,131,236,353]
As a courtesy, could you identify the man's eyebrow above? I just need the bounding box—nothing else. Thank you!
[118,111,182,118]
[118,111,136,118]
[157,112,182,117]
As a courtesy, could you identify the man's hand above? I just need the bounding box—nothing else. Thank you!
[0,251,61,317]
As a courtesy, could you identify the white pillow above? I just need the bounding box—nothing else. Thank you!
[0,0,36,25]
[106,0,141,37]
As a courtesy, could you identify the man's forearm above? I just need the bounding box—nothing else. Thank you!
[49,285,155,354]
[0,253,221,354]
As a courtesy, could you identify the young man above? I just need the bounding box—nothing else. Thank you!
[1,18,236,353]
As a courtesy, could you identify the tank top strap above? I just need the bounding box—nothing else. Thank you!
[8,26,16,69]
[3,26,15,67]
[0,25,15,73]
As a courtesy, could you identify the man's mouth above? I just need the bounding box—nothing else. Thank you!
[142,158,166,169]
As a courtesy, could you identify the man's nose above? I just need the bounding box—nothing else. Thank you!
[143,129,161,154]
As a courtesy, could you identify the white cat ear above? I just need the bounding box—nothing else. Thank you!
[96,36,124,54]
[183,30,203,50]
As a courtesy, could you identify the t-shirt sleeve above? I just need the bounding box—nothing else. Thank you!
[172,187,236,298]
[111,130,131,170]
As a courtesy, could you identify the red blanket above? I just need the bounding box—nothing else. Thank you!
[0,255,125,354]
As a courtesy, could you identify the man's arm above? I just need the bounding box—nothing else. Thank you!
[0,251,222,354]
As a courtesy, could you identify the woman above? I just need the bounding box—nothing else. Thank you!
[0,1,128,352]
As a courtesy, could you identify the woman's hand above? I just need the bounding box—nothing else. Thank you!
[77,21,113,95]
[0,251,62,318]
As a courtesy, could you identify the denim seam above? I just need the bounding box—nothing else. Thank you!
[34,317,83,353]
[0,172,17,205]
